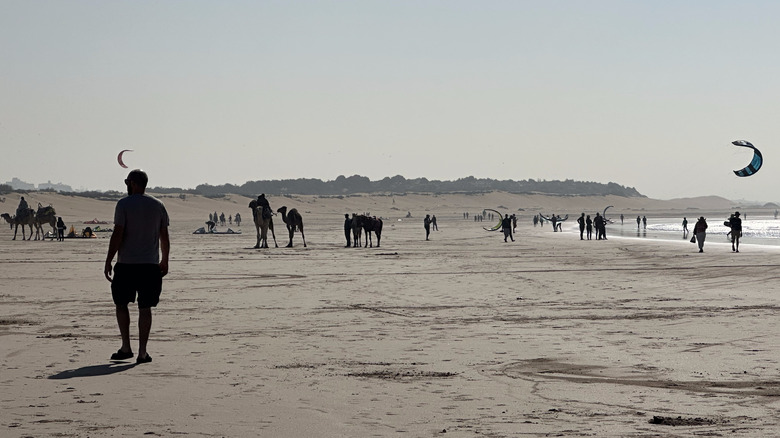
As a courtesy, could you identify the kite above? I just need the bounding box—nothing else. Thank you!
[603,205,614,223]
[117,149,133,169]
[539,213,569,222]
[483,209,503,231]
[732,140,762,177]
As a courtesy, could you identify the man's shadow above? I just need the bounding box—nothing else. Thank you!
[48,362,136,380]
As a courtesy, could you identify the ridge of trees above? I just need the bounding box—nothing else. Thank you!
[184,176,643,198]
[1,177,644,199]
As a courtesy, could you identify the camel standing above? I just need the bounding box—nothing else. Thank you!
[351,214,363,248]
[361,216,383,248]
[34,204,57,240]
[276,206,306,248]
[248,200,277,249]
[1,209,36,240]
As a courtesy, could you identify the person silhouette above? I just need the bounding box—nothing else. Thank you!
[577,213,585,240]
[502,214,514,242]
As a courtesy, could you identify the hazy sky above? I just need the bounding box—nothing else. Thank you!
[2,1,779,201]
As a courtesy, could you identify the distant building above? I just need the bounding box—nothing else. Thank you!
[4,178,73,192]
[38,180,73,192]
[6,177,35,190]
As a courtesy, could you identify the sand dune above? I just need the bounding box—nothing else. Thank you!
[2,191,779,436]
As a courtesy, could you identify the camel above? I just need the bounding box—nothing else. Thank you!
[1,209,36,240]
[248,200,277,249]
[351,214,363,247]
[277,206,306,248]
[361,215,383,248]
[34,203,57,240]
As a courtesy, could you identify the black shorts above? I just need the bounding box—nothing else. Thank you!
[111,263,163,308]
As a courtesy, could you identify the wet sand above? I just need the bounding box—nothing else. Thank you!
[2,192,780,437]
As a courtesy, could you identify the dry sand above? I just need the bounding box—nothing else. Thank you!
[2,191,780,437]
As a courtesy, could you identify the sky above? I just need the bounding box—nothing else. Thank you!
[2,1,780,201]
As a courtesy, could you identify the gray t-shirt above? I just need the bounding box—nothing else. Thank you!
[114,194,169,264]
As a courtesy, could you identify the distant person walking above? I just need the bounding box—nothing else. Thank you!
[431,215,438,231]
[577,213,586,240]
[344,213,352,248]
[642,216,647,230]
[104,169,170,364]
[636,215,641,229]
[693,216,708,253]
[502,214,514,242]
[730,211,742,252]
[682,217,688,237]
[424,214,432,240]
[620,214,624,225]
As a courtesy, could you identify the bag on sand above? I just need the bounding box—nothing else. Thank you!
[690,236,696,243]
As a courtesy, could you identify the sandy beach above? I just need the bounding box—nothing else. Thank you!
[2,191,780,437]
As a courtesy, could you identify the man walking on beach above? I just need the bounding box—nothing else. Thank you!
[693,216,707,253]
[502,214,514,242]
[682,217,688,237]
[730,211,742,252]
[104,169,170,364]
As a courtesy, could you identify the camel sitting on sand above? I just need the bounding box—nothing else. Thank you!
[277,206,306,248]
[248,200,277,249]
[1,209,36,240]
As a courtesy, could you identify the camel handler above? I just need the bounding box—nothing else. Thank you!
[257,194,273,221]
[16,196,30,221]
[344,213,352,247]
[104,169,170,364]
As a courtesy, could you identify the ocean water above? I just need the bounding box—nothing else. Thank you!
[564,215,780,247]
